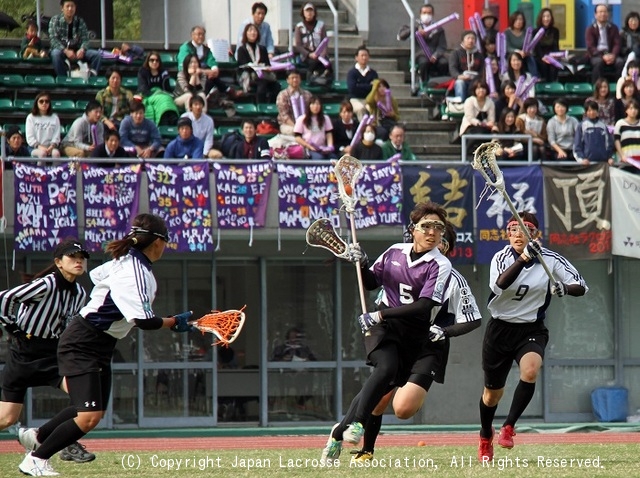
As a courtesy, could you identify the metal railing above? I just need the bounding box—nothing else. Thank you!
[325,0,340,82]
[461,134,534,163]
[398,0,416,93]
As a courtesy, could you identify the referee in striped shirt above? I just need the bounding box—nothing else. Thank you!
[0,238,95,463]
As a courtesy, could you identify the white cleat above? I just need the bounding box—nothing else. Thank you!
[19,452,59,476]
[17,428,40,452]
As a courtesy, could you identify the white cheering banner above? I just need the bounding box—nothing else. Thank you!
[610,168,640,259]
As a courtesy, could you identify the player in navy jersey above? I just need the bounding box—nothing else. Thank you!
[321,202,452,464]
[477,211,587,463]
[17,214,194,477]
[351,222,483,462]
[0,238,96,465]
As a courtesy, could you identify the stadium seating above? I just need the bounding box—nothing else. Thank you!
[564,82,593,97]
[56,76,88,89]
[122,77,139,89]
[0,99,13,111]
[567,105,586,119]
[24,74,56,88]
[0,49,19,63]
[14,99,33,112]
[0,74,25,87]
[257,103,278,117]
[235,103,258,116]
[158,125,178,139]
[535,82,565,97]
[322,103,341,116]
[51,99,77,112]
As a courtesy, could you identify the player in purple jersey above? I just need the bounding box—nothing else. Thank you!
[320,202,452,464]
[477,211,587,463]
[351,222,483,462]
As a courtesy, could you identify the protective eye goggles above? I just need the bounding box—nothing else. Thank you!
[413,219,446,234]
[506,221,537,237]
[439,237,450,255]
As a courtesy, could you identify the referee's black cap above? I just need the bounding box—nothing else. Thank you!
[54,238,90,259]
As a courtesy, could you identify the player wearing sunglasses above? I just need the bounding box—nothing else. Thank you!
[477,211,588,463]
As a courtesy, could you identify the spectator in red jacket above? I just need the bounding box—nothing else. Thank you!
[585,4,624,82]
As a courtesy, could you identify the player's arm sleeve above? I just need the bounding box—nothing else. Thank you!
[554,256,588,296]
[443,320,481,337]
[133,317,164,330]
[494,256,527,290]
[381,297,437,321]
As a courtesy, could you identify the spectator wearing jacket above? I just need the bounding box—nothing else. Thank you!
[61,101,104,158]
[228,119,271,159]
[397,4,448,89]
[346,46,379,120]
[276,70,313,135]
[585,4,624,82]
[119,101,163,158]
[573,100,615,165]
[181,96,221,159]
[164,117,204,159]
[449,30,484,102]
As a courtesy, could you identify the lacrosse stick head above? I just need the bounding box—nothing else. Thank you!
[334,154,363,212]
[306,218,349,259]
[192,306,246,347]
[472,141,505,191]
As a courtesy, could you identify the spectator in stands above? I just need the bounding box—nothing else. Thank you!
[228,119,271,159]
[585,4,624,83]
[493,80,522,120]
[481,8,499,43]
[397,3,448,92]
[534,8,560,83]
[177,25,239,100]
[294,3,332,84]
[119,101,163,158]
[236,24,281,104]
[614,98,640,163]
[492,108,525,160]
[173,54,208,112]
[237,2,275,58]
[276,70,313,135]
[546,98,579,161]
[573,100,614,165]
[351,123,383,160]
[96,67,134,131]
[366,78,399,140]
[294,95,336,159]
[501,52,535,98]
[61,100,104,158]
[616,61,640,99]
[20,20,47,59]
[164,117,204,159]
[459,80,495,148]
[381,124,416,160]
[516,97,547,160]
[585,78,616,126]
[138,51,172,96]
[181,95,221,159]
[6,126,30,158]
[482,35,498,60]
[620,12,640,62]
[136,52,180,126]
[331,100,359,155]
[347,45,379,120]
[504,10,538,77]
[48,0,101,77]
[92,129,127,166]
[449,30,484,102]
[26,92,61,161]
[614,79,640,122]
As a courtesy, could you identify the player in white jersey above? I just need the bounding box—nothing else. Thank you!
[17,214,195,477]
[351,222,483,462]
[320,202,452,464]
[477,212,587,463]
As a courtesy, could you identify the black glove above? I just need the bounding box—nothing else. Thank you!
[522,241,542,261]
[551,282,568,297]
[170,311,194,333]
[4,323,27,344]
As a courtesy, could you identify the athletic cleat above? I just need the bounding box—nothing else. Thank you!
[59,442,96,463]
[351,450,374,462]
[17,428,40,452]
[19,452,59,476]
[478,427,495,462]
[342,421,364,445]
[320,424,342,465]
[498,425,516,449]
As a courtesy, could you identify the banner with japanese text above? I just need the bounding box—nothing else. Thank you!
[213,161,273,229]
[352,160,403,228]
[81,164,142,252]
[13,163,79,252]
[542,164,611,260]
[474,166,544,264]
[402,165,475,264]
[146,162,213,252]
[609,168,640,258]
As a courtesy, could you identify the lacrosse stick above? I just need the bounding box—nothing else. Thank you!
[190,306,246,347]
[334,154,367,314]
[306,218,350,259]
[472,141,556,282]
